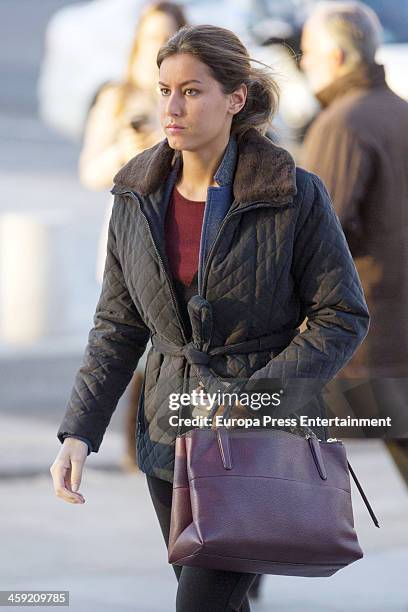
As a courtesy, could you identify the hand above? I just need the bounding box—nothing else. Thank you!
[50,438,87,504]
[116,126,149,163]
[210,399,248,431]
[191,381,246,431]
[117,126,161,164]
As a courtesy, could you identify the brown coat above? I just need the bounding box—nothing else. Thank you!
[302,63,408,378]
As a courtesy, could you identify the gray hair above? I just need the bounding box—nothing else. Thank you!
[309,1,383,67]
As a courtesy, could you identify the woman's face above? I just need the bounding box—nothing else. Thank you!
[130,12,179,88]
[158,53,246,152]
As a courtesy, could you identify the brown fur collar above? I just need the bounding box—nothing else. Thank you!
[113,127,297,204]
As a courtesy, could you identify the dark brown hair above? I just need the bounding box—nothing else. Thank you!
[157,24,280,139]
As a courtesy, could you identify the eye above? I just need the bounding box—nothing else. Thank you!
[184,88,198,96]
[158,87,171,96]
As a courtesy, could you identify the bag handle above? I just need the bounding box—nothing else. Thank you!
[347,460,380,527]
[207,383,317,439]
[212,399,380,529]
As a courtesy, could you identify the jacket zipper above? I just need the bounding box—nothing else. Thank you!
[119,189,189,344]
[116,191,290,335]
[120,190,191,438]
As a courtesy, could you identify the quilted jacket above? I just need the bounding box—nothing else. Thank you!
[57,128,370,483]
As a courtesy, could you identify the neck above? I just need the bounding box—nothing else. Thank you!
[177,131,231,199]
[316,62,386,108]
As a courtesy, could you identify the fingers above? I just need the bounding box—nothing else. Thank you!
[211,404,227,431]
[210,400,245,431]
[50,460,85,504]
[70,459,84,495]
[193,381,242,431]
[50,442,87,504]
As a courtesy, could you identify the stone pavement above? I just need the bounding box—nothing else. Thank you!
[1,411,408,611]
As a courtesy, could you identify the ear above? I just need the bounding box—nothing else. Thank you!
[228,83,247,116]
[331,46,346,68]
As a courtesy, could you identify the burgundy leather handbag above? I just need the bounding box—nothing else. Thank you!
[168,408,380,577]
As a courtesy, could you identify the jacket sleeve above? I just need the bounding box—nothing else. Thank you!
[56,197,151,452]
[242,172,370,418]
[302,123,374,256]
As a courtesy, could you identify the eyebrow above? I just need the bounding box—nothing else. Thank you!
[158,79,204,87]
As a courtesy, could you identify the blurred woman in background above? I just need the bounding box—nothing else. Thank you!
[78,1,187,471]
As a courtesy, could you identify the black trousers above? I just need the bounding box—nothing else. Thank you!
[145,474,258,611]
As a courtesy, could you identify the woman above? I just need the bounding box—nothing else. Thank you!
[78,1,187,470]
[51,24,370,611]
[79,0,187,200]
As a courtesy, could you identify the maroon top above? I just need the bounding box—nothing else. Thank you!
[164,186,206,339]
[164,185,206,286]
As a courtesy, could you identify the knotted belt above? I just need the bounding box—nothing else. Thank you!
[151,294,299,375]
[151,328,299,365]
[150,295,300,436]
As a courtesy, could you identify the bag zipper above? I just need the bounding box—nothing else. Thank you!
[306,434,380,527]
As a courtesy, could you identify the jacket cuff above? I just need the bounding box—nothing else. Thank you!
[59,434,93,456]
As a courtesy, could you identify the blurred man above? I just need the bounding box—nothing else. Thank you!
[300,1,408,441]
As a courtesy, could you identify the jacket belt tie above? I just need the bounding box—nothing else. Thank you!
[150,295,300,434]
[150,295,299,367]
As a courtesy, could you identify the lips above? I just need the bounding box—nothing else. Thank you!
[166,124,186,130]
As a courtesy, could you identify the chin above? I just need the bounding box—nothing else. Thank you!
[310,75,334,94]
[167,141,184,151]
[166,134,187,151]
[166,130,217,153]
[167,135,200,153]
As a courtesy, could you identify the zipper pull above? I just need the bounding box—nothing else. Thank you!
[307,434,327,480]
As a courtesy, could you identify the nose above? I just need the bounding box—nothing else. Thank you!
[299,42,311,73]
[166,91,184,117]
